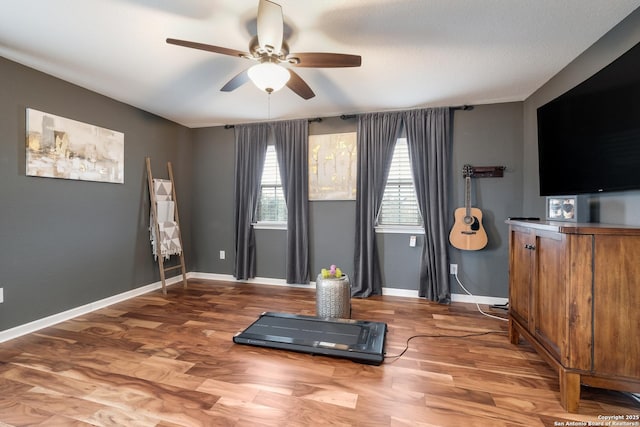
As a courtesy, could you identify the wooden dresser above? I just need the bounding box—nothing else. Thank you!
[506,220,640,412]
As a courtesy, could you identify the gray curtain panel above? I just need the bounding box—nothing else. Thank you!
[353,112,403,297]
[233,123,269,280]
[272,119,310,284]
[404,107,452,303]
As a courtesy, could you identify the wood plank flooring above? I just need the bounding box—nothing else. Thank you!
[0,279,637,426]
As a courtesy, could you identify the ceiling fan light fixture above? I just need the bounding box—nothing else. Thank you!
[248,62,290,93]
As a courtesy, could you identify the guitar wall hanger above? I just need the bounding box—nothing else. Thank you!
[463,165,506,178]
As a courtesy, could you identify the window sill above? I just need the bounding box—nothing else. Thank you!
[375,225,424,234]
[253,222,287,230]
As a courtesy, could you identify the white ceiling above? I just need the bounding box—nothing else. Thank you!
[1,0,639,128]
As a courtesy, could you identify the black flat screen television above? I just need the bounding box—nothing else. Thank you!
[537,41,640,196]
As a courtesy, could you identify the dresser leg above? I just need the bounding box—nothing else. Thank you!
[508,318,520,345]
[559,369,581,412]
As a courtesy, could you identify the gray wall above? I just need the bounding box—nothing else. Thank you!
[190,126,235,275]
[523,7,640,225]
[190,106,524,298]
[449,103,523,298]
[0,57,193,331]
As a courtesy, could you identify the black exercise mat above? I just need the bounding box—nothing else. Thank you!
[233,312,387,365]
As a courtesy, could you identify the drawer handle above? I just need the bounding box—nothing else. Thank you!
[524,244,536,250]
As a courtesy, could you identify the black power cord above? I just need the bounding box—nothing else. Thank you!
[383,330,507,361]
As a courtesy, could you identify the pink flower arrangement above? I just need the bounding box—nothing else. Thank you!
[321,264,343,279]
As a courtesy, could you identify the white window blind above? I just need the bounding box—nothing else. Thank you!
[257,145,287,222]
[378,138,422,226]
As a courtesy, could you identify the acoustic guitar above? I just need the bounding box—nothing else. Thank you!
[449,165,488,250]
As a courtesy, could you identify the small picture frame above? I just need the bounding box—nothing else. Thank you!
[545,195,589,222]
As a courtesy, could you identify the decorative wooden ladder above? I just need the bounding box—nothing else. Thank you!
[146,157,187,295]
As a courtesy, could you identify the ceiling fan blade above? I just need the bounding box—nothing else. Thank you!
[286,69,315,100]
[166,38,248,58]
[287,52,362,68]
[221,69,251,92]
[257,0,283,54]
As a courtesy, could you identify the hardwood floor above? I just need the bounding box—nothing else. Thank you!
[0,279,637,426]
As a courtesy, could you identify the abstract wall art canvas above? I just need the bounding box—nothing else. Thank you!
[308,132,357,200]
[26,108,124,183]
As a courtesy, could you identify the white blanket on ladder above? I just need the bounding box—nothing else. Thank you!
[156,200,175,222]
[154,179,172,201]
[150,179,182,260]
[158,221,182,259]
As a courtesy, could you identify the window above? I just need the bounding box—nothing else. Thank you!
[257,145,287,223]
[377,138,422,227]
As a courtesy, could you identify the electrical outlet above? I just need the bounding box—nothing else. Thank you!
[449,264,458,275]
[0,288,3,303]
[219,250,225,260]
[409,235,416,247]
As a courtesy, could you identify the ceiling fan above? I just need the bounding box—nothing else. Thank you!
[166,0,361,100]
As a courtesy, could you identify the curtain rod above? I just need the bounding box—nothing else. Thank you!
[339,105,474,120]
[224,117,322,129]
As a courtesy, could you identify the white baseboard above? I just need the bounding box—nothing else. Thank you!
[451,293,508,306]
[190,272,315,289]
[381,287,419,298]
[0,275,185,344]
[0,272,507,343]
[382,288,508,306]
[188,272,237,282]
[191,272,507,305]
